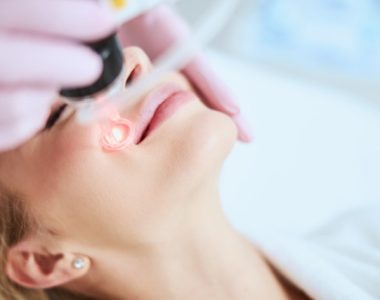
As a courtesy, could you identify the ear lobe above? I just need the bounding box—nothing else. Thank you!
[6,241,90,289]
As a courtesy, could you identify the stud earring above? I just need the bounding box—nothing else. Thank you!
[72,257,86,270]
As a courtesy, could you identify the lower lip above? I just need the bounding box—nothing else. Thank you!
[143,91,195,139]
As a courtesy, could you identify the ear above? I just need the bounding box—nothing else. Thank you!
[5,238,91,289]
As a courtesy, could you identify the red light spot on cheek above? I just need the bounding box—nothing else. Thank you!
[100,117,135,151]
[111,125,127,142]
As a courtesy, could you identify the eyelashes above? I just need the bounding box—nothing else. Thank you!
[44,104,68,130]
[43,65,141,131]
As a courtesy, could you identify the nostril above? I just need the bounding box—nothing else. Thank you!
[125,65,142,87]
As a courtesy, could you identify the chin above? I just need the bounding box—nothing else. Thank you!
[184,109,237,167]
[145,101,237,187]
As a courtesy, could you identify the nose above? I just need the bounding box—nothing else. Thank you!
[99,47,152,151]
[112,47,153,115]
[122,47,152,91]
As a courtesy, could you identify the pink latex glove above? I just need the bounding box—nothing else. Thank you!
[119,5,253,143]
[0,0,115,151]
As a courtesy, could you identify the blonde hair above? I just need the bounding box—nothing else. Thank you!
[0,186,89,300]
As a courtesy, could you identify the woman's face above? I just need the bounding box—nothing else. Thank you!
[0,47,237,250]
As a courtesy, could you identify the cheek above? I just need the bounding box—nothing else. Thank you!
[46,122,105,174]
[24,122,105,200]
[32,153,138,244]
[55,122,102,153]
[27,106,236,245]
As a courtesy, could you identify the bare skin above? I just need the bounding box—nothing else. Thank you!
[65,192,291,300]
[0,47,307,299]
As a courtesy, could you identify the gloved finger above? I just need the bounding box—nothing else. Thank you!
[232,114,254,144]
[119,6,242,118]
[185,59,254,143]
[119,5,191,59]
[0,0,115,42]
[0,87,54,122]
[182,54,240,116]
[0,33,102,87]
[0,88,55,151]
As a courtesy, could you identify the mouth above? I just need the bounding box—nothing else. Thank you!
[135,83,195,144]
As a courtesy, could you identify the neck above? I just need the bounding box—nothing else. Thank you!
[73,187,289,300]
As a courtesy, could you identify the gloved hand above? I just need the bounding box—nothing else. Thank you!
[118,4,253,143]
[0,0,115,151]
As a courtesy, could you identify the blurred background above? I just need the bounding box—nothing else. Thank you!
[177,0,380,235]
[179,0,380,104]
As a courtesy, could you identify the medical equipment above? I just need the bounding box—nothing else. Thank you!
[60,0,176,102]
[60,0,240,151]
[100,115,135,151]
[60,33,124,102]
[58,0,177,151]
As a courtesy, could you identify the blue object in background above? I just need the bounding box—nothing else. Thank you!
[251,0,380,82]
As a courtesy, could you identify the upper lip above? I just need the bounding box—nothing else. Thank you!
[134,83,185,143]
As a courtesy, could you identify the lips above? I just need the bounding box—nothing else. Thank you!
[143,90,194,140]
[134,83,195,143]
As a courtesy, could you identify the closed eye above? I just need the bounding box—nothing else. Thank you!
[44,104,68,130]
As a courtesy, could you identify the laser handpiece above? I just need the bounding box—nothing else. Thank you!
[59,0,177,151]
[58,0,240,151]
[60,0,174,104]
